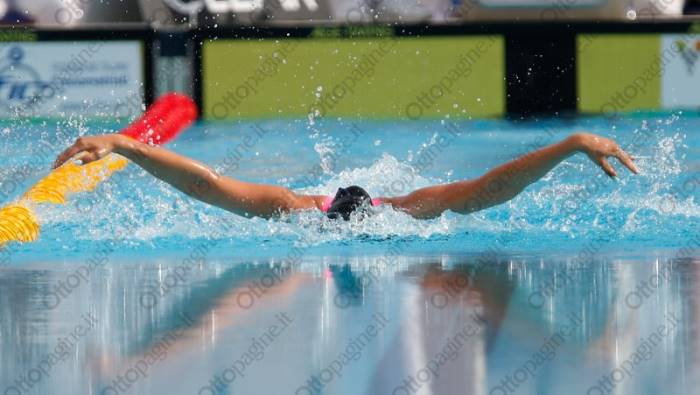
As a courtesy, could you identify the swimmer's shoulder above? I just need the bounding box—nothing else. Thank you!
[293,194,331,212]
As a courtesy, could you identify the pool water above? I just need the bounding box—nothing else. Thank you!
[1,113,699,394]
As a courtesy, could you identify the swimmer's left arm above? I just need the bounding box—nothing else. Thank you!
[381,133,638,219]
[53,135,325,218]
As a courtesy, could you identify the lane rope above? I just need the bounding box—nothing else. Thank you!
[0,93,198,247]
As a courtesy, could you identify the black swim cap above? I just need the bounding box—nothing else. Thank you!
[327,186,372,221]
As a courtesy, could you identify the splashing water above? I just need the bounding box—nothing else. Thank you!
[1,113,699,262]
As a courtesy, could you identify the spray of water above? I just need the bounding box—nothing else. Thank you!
[2,114,698,258]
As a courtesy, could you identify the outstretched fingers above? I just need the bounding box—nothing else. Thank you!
[613,148,639,174]
[596,147,638,178]
[597,156,617,178]
[53,143,85,169]
[77,151,101,165]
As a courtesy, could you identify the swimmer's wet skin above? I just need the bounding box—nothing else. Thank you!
[53,132,638,221]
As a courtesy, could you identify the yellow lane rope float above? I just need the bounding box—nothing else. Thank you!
[0,151,129,246]
[0,93,198,248]
[21,154,128,205]
[0,205,39,243]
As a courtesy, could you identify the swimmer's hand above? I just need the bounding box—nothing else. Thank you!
[53,135,123,169]
[572,133,638,177]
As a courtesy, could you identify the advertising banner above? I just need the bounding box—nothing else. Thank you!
[0,41,144,119]
[154,0,332,26]
[202,33,505,120]
[661,34,700,109]
[478,0,604,7]
[577,33,700,114]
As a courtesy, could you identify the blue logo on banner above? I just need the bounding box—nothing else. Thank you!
[0,46,53,113]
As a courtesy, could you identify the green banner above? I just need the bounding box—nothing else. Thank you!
[577,34,662,114]
[203,35,505,120]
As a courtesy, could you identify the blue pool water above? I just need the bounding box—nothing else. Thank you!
[1,113,699,394]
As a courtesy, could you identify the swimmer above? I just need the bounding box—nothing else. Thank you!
[53,132,638,220]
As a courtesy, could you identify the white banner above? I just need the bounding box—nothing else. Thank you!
[477,0,604,7]
[0,41,144,118]
[661,34,700,109]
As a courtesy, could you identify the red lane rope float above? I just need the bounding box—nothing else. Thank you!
[0,93,198,247]
[120,92,197,145]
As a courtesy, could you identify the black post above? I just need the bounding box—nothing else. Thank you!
[505,28,577,119]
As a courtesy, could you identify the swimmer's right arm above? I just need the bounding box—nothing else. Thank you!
[381,133,638,219]
[53,135,325,218]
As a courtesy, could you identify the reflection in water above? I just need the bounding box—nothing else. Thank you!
[0,254,697,394]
